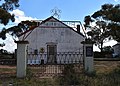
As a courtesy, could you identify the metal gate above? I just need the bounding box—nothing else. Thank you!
[27,52,83,78]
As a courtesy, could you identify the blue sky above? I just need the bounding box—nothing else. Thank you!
[18,0,119,21]
[0,0,119,52]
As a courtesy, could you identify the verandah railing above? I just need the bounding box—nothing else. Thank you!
[27,52,83,65]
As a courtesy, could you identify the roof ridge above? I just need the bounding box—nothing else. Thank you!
[18,16,84,37]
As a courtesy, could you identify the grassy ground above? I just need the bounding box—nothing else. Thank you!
[0,61,120,86]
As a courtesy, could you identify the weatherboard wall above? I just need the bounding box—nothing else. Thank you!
[20,26,84,53]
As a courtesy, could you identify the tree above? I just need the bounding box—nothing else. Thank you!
[84,15,109,52]
[84,4,120,52]
[102,4,120,42]
[0,0,19,25]
[0,0,38,49]
[6,20,38,40]
[0,0,19,45]
[103,46,114,53]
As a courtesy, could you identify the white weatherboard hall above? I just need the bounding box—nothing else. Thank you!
[19,16,85,64]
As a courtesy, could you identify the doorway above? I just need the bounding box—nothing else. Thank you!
[47,43,57,64]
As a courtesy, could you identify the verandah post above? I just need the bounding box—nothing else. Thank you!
[81,38,94,73]
[15,41,29,78]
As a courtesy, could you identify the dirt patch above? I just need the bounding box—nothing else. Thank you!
[0,65,16,79]
[94,61,120,73]
[0,61,120,77]
[0,65,16,69]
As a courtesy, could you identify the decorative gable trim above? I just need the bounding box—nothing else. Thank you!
[19,16,84,38]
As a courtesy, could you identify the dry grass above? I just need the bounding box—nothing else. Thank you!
[0,61,120,85]
[94,61,120,73]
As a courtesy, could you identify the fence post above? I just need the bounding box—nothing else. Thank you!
[15,41,29,78]
[81,38,94,73]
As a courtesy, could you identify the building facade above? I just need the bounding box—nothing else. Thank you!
[19,16,85,64]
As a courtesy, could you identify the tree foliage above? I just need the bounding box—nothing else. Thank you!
[2,20,38,41]
[0,0,19,46]
[7,21,38,38]
[0,0,19,25]
[0,0,38,46]
[84,4,120,52]
[103,46,114,53]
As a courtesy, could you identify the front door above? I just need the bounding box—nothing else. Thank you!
[47,44,57,64]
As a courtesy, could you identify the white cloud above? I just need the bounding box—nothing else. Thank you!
[11,9,25,17]
[114,0,119,2]
[103,40,117,47]
[0,34,17,52]
[93,40,117,52]
[0,9,39,52]
[10,9,38,23]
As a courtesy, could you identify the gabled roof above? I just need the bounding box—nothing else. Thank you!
[19,16,84,37]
